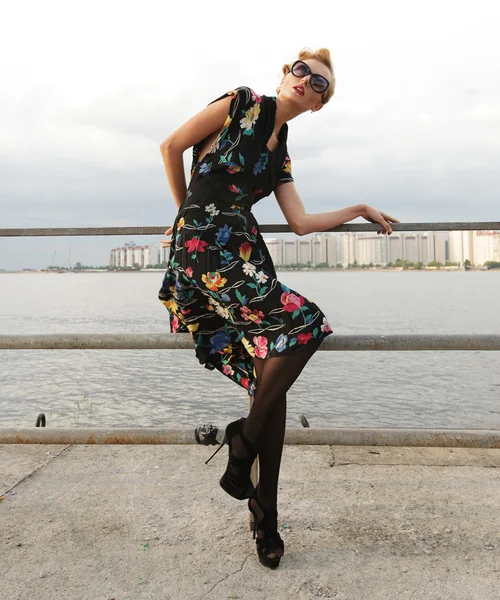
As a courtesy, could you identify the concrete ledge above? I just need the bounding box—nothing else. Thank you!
[1,445,499,599]
[332,445,500,467]
[2,427,500,448]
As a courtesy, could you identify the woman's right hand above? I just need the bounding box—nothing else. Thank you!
[160,226,173,248]
[360,204,399,235]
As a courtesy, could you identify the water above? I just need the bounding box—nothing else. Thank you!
[1,271,499,429]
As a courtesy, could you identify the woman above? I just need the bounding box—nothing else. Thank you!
[159,48,398,569]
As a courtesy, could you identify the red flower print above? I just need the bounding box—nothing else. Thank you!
[253,335,268,358]
[280,292,305,312]
[297,332,312,345]
[239,241,252,261]
[171,314,179,333]
[228,184,239,193]
[240,377,249,389]
[250,89,262,103]
[185,237,209,253]
[185,266,193,278]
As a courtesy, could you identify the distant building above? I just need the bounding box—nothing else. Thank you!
[263,234,338,267]
[110,244,154,268]
[340,232,449,266]
[340,233,357,267]
[449,230,499,266]
[474,231,500,265]
[449,231,474,265]
[110,229,497,269]
[265,239,284,265]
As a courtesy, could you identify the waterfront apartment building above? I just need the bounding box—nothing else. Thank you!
[111,235,339,269]
[449,230,500,266]
[265,234,338,266]
[110,243,156,268]
[339,232,447,266]
[111,230,499,269]
[474,231,500,265]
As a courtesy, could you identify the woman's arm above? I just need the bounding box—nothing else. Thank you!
[275,182,398,235]
[159,95,234,210]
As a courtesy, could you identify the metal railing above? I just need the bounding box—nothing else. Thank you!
[1,221,499,237]
[2,222,499,447]
[1,333,500,351]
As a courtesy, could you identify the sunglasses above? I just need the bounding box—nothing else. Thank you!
[290,60,330,95]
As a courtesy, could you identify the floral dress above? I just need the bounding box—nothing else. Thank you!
[158,86,333,398]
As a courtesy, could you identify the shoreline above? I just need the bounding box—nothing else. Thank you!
[1,268,496,274]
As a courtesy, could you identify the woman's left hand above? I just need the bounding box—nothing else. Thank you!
[360,204,399,235]
[160,226,173,248]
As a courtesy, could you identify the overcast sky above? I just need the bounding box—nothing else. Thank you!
[1,0,499,270]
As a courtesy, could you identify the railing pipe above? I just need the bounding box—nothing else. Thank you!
[1,334,499,351]
[0,427,499,447]
[1,222,499,237]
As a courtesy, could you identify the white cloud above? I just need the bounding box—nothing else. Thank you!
[1,0,500,269]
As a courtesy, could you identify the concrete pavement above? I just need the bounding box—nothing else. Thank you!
[1,443,499,600]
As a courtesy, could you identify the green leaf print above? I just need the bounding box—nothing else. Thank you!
[235,288,244,303]
[269,342,274,351]
[260,286,268,294]
[239,153,245,166]
[289,338,297,346]
[292,309,300,319]
[247,282,257,289]
[243,129,253,136]
[313,328,319,337]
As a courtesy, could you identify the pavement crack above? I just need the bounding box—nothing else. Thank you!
[198,556,248,599]
[1,444,72,496]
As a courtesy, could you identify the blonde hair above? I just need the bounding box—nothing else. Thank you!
[277,47,335,104]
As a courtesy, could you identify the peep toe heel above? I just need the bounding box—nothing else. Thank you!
[248,491,284,569]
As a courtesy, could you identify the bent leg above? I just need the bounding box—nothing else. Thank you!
[243,339,322,446]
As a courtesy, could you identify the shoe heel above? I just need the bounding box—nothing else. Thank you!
[248,500,257,539]
[205,436,227,464]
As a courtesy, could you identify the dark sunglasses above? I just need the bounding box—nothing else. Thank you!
[291,60,330,95]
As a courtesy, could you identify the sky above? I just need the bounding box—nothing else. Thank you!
[1,0,499,270]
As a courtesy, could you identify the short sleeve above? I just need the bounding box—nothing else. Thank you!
[275,152,294,188]
[208,85,258,127]
[191,86,258,171]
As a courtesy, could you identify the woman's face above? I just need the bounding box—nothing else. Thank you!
[279,58,332,113]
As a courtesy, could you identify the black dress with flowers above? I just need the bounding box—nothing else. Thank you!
[158,86,333,398]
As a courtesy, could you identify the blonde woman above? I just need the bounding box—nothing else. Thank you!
[159,48,398,569]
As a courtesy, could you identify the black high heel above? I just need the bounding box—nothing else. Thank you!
[248,489,284,569]
[205,417,257,500]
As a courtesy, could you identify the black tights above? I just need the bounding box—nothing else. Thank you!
[232,339,323,511]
